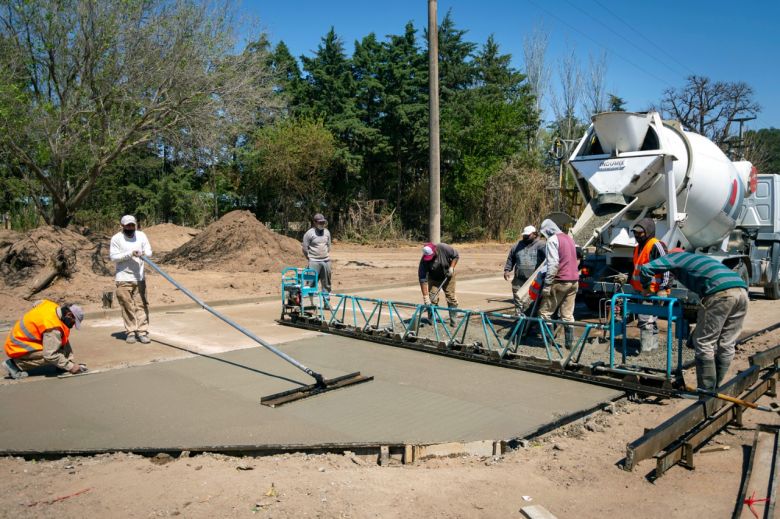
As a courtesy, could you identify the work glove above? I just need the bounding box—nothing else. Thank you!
[68,363,86,374]
[541,286,552,298]
[132,249,144,257]
[503,271,511,281]
[447,266,455,277]
[656,289,670,298]
[423,294,432,306]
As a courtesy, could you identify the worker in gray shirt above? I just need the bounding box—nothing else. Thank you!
[503,225,546,315]
[419,242,459,325]
[302,213,332,307]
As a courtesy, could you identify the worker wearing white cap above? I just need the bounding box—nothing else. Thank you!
[503,225,545,315]
[109,215,153,344]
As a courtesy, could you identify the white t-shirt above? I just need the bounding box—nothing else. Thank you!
[109,230,153,283]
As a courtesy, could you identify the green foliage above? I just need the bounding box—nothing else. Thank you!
[0,0,276,226]
[608,94,626,112]
[243,117,337,228]
[746,128,780,175]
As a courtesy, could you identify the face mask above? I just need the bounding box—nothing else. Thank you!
[61,311,75,329]
[123,228,135,238]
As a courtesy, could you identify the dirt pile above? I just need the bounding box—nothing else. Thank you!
[0,226,114,306]
[163,210,302,272]
[143,223,200,254]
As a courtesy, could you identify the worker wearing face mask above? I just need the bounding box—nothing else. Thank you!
[302,213,332,308]
[109,215,153,344]
[3,300,86,379]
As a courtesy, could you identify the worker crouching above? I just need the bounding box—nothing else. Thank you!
[3,300,86,379]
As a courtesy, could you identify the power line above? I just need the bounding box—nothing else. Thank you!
[525,0,676,90]
[590,0,695,78]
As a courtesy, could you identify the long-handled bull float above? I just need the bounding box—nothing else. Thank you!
[142,257,372,407]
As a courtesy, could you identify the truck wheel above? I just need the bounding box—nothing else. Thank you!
[764,243,780,300]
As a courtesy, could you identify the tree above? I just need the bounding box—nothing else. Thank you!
[0,0,276,227]
[550,46,583,141]
[608,94,627,112]
[244,118,337,228]
[582,51,608,117]
[744,128,780,175]
[659,75,760,144]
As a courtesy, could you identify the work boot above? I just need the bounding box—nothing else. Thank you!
[3,359,28,380]
[715,355,732,388]
[137,333,151,344]
[639,329,658,353]
[564,327,574,350]
[449,304,458,327]
[126,333,137,344]
[696,358,717,393]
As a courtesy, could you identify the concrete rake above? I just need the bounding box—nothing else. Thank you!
[142,257,373,407]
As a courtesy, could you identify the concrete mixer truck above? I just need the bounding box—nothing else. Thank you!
[565,111,780,311]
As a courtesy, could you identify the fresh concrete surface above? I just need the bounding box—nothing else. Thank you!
[0,275,622,452]
[0,333,619,452]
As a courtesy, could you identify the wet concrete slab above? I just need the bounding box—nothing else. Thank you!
[0,334,620,452]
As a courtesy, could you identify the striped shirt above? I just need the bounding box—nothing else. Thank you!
[639,252,747,297]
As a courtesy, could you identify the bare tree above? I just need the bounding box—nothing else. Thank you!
[582,51,608,118]
[522,24,550,117]
[660,75,760,145]
[550,45,582,141]
[0,0,278,226]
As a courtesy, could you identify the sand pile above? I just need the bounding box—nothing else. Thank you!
[0,226,114,306]
[143,223,200,254]
[163,210,301,272]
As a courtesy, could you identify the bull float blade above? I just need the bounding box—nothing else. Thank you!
[261,372,374,407]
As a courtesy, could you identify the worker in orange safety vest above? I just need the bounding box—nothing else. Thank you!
[630,218,670,353]
[3,300,86,379]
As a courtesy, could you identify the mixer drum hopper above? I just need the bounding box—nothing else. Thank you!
[569,112,750,249]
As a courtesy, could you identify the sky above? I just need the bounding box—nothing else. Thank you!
[240,0,780,131]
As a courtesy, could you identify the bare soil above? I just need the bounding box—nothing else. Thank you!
[142,223,200,254]
[1,225,778,518]
[163,210,301,273]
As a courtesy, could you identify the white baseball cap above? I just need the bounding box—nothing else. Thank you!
[120,215,137,226]
[522,225,537,236]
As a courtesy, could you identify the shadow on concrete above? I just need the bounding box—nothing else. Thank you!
[150,337,308,387]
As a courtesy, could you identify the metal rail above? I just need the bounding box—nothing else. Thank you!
[624,346,780,477]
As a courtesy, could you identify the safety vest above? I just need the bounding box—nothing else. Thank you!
[529,271,546,301]
[631,238,664,292]
[4,300,70,359]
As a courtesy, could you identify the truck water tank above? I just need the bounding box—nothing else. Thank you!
[569,112,750,249]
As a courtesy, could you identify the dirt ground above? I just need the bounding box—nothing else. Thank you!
[1,225,779,518]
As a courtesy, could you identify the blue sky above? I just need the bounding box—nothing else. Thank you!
[242,0,779,130]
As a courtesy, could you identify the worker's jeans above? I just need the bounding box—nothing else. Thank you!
[511,275,529,310]
[116,280,149,336]
[693,287,748,362]
[308,260,332,300]
[538,281,577,322]
[14,343,73,371]
[429,274,458,307]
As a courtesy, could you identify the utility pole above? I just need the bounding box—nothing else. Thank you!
[428,0,441,243]
[730,115,757,160]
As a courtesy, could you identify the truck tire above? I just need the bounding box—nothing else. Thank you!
[764,243,780,300]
